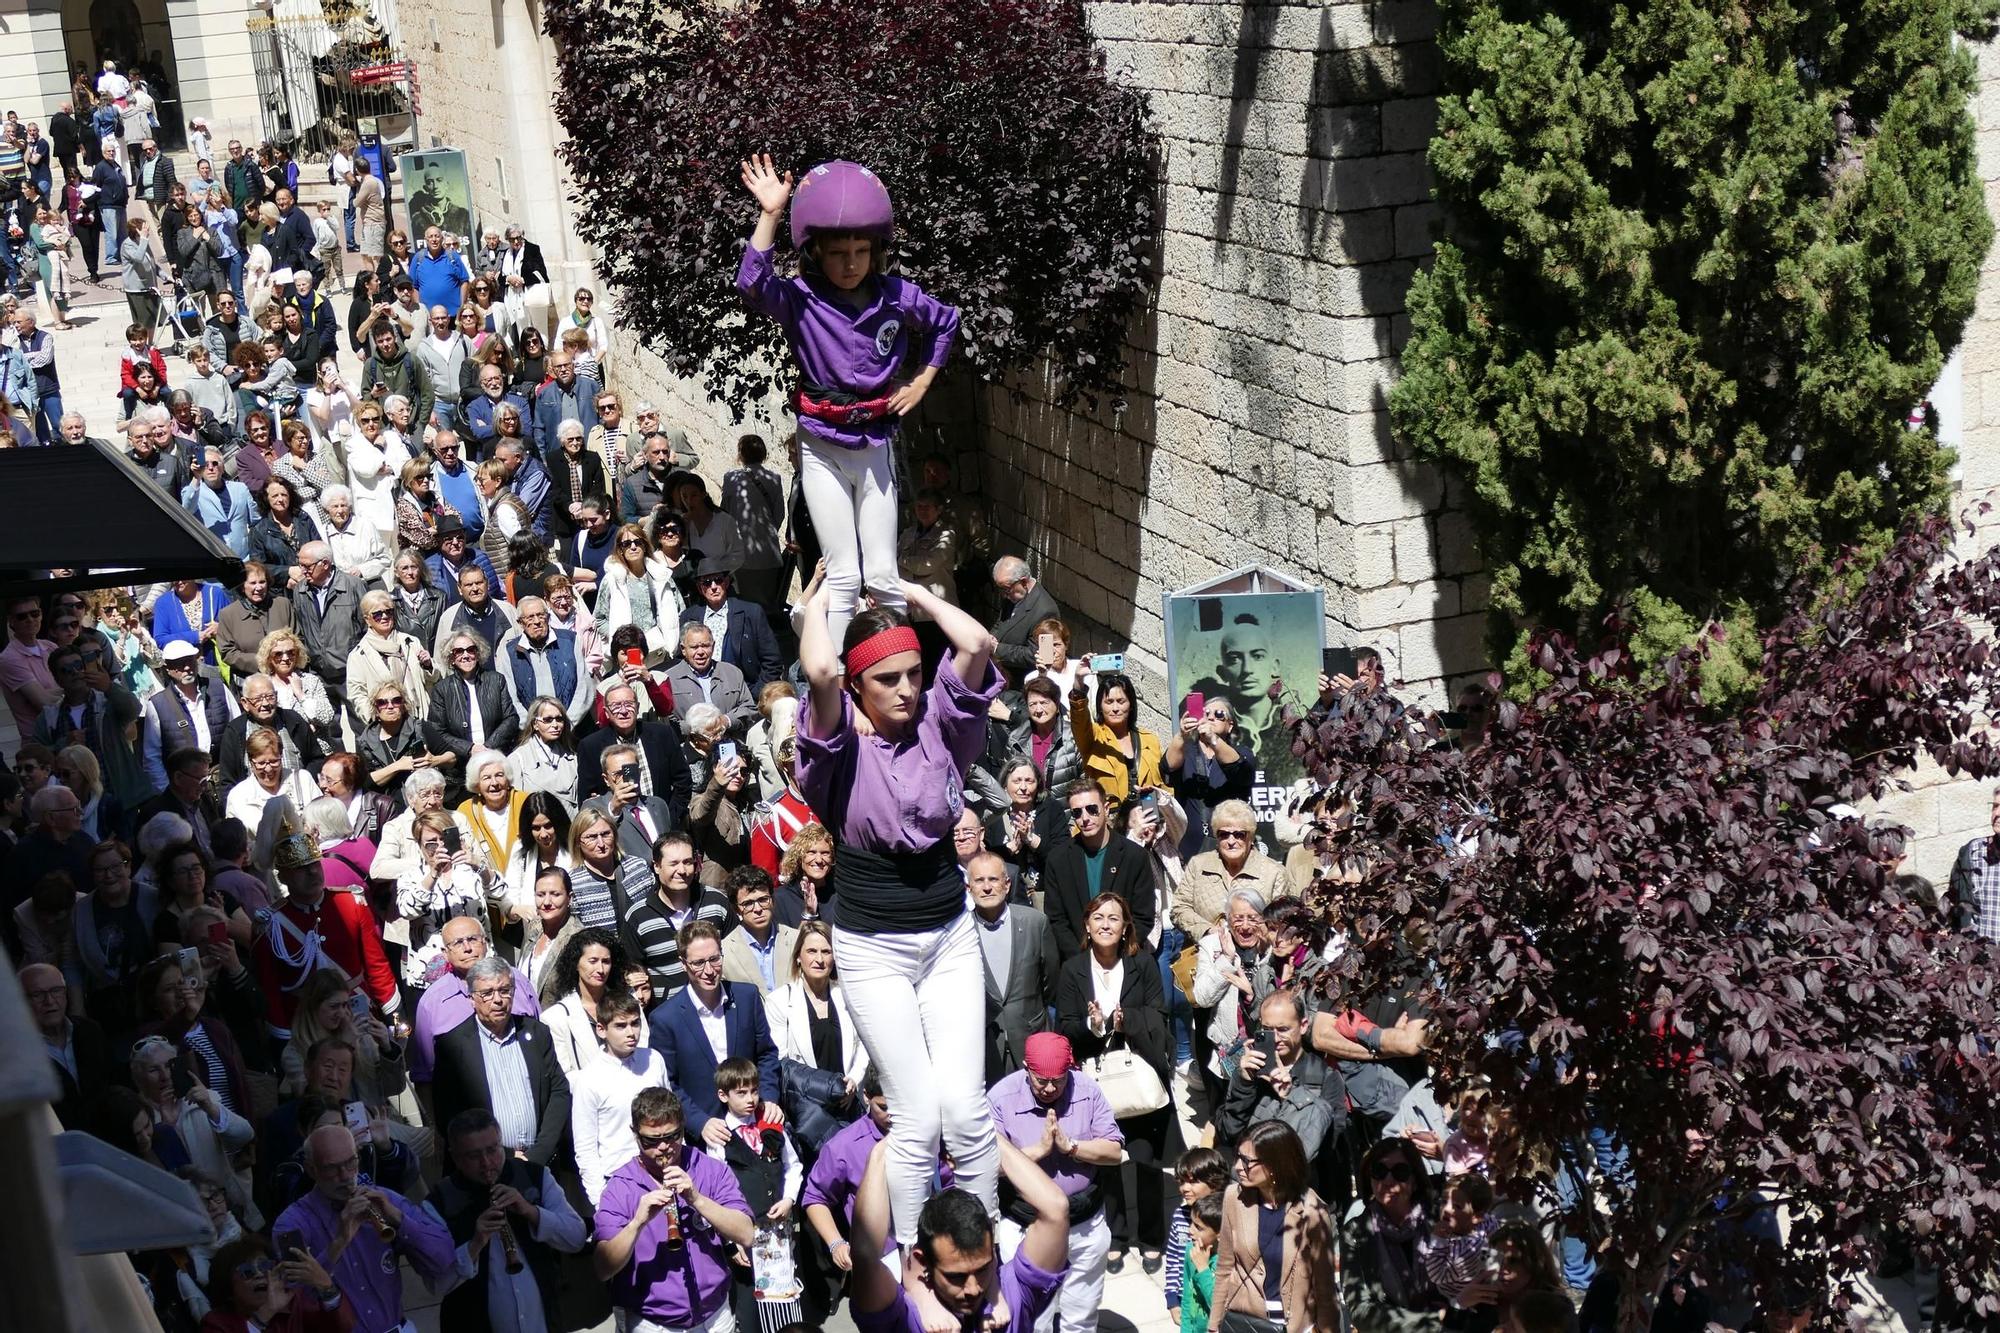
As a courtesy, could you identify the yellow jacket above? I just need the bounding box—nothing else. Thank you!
[1069,691,1164,808]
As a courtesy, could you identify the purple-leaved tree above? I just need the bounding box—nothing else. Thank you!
[541,0,1158,418]
[1298,513,2000,1330]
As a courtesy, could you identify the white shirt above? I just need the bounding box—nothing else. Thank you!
[568,1046,669,1204]
[1088,958,1124,1036]
[465,677,487,747]
[691,986,730,1067]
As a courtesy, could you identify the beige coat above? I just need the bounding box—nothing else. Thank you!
[1171,849,1290,937]
[346,629,435,724]
[722,923,799,994]
[1209,1183,1341,1333]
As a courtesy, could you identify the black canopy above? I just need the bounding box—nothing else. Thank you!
[0,440,243,599]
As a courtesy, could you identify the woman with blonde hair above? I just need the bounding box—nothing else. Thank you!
[765,919,869,1151]
[395,808,511,987]
[775,819,835,926]
[564,805,648,932]
[357,677,454,796]
[345,589,434,726]
[54,745,121,841]
[594,521,665,647]
[278,968,407,1103]
[256,627,337,741]
[393,454,451,554]
[87,587,162,699]
[223,727,317,831]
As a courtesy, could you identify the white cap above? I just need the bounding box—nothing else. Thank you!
[161,639,199,662]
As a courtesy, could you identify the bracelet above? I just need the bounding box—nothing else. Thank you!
[314,1286,341,1307]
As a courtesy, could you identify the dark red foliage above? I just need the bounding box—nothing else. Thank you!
[1297,514,2000,1327]
[542,0,1158,416]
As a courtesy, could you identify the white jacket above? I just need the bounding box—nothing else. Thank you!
[567,1047,669,1204]
[765,979,869,1088]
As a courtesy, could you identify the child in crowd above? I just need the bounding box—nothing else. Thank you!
[1445,1086,1494,1175]
[240,333,300,419]
[1164,1146,1231,1319]
[1425,1170,1503,1307]
[310,201,342,293]
[1179,1193,1224,1333]
[568,992,669,1205]
[560,325,600,385]
[737,152,961,646]
[710,1057,804,1333]
[119,321,168,414]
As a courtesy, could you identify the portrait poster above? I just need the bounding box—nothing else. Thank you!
[1163,568,1326,830]
[395,148,475,245]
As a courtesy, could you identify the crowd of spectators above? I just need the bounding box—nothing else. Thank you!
[0,63,1893,1333]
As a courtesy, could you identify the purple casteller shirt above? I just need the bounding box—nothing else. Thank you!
[408,963,541,1082]
[797,652,1001,857]
[595,1150,751,1326]
[735,241,961,450]
[802,1112,954,1256]
[857,1250,1066,1333]
[273,1186,456,1333]
[988,1068,1124,1198]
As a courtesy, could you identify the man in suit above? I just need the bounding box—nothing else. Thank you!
[429,956,572,1170]
[1041,778,1154,959]
[498,226,551,336]
[989,555,1063,682]
[22,963,112,1129]
[968,853,1060,1082]
[618,431,675,523]
[531,351,600,458]
[719,865,796,994]
[678,560,783,690]
[664,624,757,736]
[582,742,680,863]
[579,682,694,816]
[646,920,782,1147]
[133,747,217,858]
[292,541,367,690]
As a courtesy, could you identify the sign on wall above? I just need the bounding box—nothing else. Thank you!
[1163,566,1325,828]
[395,147,475,245]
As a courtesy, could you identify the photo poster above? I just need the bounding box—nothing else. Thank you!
[1163,575,1326,832]
[395,148,476,246]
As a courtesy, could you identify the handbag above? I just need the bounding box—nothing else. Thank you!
[1171,942,1200,997]
[1084,1040,1169,1118]
[1219,1313,1285,1333]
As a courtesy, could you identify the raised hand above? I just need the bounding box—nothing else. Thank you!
[740,154,794,216]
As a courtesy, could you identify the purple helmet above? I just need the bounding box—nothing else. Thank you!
[789,160,894,250]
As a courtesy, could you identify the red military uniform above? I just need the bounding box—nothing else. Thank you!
[750,786,816,877]
[253,873,400,1038]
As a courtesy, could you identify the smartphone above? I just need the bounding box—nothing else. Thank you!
[176,946,201,978]
[1183,690,1205,719]
[1252,1028,1278,1067]
[207,921,229,946]
[1091,652,1125,673]
[623,647,643,670]
[717,741,739,763]
[343,1100,372,1146]
[349,991,372,1022]
[616,763,640,789]
[170,1056,196,1098]
[441,825,462,855]
[273,1230,303,1263]
[1324,646,1358,679]
[1037,632,1056,658]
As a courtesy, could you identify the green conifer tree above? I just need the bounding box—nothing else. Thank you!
[1392,1,1999,679]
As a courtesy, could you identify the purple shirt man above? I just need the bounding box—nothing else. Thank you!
[988,1065,1123,1198]
[735,240,961,451]
[860,1250,1065,1333]
[797,653,1000,857]
[803,1096,951,1258]
[273,1125,456,1333]
[408,922,540,1082]
[595,1148,750,1326]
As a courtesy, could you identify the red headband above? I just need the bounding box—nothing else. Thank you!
[844,626,921,677]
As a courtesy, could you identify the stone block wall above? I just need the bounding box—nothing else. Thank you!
[969,0,1488,724]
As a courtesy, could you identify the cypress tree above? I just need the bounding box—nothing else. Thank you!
[1392,0,1999,679]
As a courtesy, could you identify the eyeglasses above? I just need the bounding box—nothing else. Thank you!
[576,295,593,303]
[1070,804,1103,817]
[635,1130,678,1149]
[1235,1152,1263,1169]
[536,713,564,725]
[366,609,394,621]
[233,1257,277,1280]
[618,538,645,549]
[269,649,296,659]
[1368,1160,1415,1183]
[450,647,479,659]
[377,696,405,707]
[687,956,723,972]
[1216,829,1251,841]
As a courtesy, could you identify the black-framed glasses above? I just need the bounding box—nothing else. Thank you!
[635,1129,678,1149]
[1216,829,1251,841]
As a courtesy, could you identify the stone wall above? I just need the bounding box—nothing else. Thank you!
[970,0,1486,722]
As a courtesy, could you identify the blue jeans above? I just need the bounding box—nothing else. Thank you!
[1157,925,1193,1064]
[343,205,357,248]
[223,251,244,303]
[34,391,62,445]
[1552,1145,1599,1292]
[0,235,17,289]
[101,207,124,267]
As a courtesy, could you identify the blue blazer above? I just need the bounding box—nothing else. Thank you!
[678,599,783,690]
[646,980,781,1135]
[149,581,230,667]
[463,391,529,455]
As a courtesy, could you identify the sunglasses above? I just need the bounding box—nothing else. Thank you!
[635,1130,678,1149]
[1368,1160,1415,1183]
[619,538,645,549]
[1216,829,1251,841]
[366,609,394,621]
[234,1257,278,1280]
[377,696,405,707]
[450,647,479,659]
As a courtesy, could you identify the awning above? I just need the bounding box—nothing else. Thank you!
[0,441,244,599]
